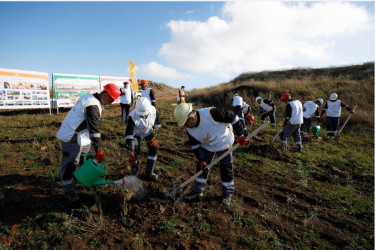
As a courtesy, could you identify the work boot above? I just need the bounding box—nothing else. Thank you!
[222,195,232,206]
[147,172,158,181]
[64,191,80,202]
[183,191,203,201]
[296,146,302,153]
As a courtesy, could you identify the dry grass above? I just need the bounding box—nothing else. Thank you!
[190,63,374,127]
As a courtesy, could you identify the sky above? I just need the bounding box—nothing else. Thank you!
[0,1,374,90]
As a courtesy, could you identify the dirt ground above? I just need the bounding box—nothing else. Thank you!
[0,95,373,249]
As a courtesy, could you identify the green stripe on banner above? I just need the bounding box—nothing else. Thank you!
[53,75,99,81]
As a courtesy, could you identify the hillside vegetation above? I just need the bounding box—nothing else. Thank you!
[190,62,374,128]
[0,63,373,249]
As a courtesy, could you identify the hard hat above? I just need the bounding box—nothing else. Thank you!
[140,80,148,84]
[281,93,291,102]
[103,83,121,100]
[316,98,324,105]
[255,96,261,102]
[311,124,321,135]
[243,102,247,106]
[246,114,255,124]
[330,93,338,101]
[174,103,193,126]
[135,97,152,116]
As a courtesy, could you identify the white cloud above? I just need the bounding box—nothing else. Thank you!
[159,1,373,80]
[136,61,190,79]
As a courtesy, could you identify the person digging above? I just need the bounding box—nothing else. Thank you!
[173,103,248,206]
[125,97,161,181]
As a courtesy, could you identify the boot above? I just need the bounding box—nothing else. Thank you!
[147,172,158,181]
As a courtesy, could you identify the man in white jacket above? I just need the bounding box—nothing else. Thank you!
[120,81,134,125]
[280,93,303,152]
[56,83,120,201]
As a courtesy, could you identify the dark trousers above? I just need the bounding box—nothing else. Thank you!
[133,135,158,175]
[192,148,234,197]
[261,110,276,127]
[326,116,340,137]
[121,103,131,125]
[301,117,312,134]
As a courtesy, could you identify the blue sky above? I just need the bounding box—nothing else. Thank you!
[0,1,374,90]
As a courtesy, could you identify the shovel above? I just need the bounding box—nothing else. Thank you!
[168,121,269,197]
[334,105,357,141]
[269,129,282,145]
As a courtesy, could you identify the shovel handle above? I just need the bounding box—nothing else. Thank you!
[334,105,357,140]
[168,121,269,197]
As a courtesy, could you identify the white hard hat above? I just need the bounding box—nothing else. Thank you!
[316,98,324,105]
[255,96,261,102]
[243,102,247,106]
[174,103,193,126]
[330,93,338,101]
[136,97,152,116]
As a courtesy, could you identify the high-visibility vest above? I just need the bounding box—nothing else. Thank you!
[187,108,234,152]
[326,100,342,117]
[303,101,318,118]
[128,106,157,138]
[289,100,303,125]
[56,94,102,146]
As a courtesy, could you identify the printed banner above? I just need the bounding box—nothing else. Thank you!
[0,68,50,110]
[129,60,139,93]
[99,76,131,103]
[53,73,100,108]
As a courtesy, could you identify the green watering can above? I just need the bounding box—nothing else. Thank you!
[311,124,321,137]
[74,153,115,187]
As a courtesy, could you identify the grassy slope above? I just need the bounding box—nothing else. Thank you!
[0,63,374,249]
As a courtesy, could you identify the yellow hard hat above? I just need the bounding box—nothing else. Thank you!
[174,103,193,126]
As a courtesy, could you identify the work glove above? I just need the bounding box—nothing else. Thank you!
[272,107,276,110]
[320,114,324,118]
[236,135,248,146]
[349,110,354,114]
[128,153,136,167]
[200,161,208,173]
[95,151,104,163]
[149,139,157,148]
[282,123,286,127]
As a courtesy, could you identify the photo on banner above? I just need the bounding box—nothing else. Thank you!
[0,68,50,110]
[53,73,100,108]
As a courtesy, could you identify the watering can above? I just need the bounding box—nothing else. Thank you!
[74,153,115,187]
[311,124,321,137]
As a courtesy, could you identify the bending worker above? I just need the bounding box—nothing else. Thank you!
[174,103,248,206]
[125,97,161,181]
[56,84,120,202]
[255,96,276,128]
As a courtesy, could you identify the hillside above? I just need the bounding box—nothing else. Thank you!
[189,62,374,128]
[0,64,374,249]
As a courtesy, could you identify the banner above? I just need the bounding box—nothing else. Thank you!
[0,68,50,110]
[129,60,139,93]
[99,76,131,103]
[53,73,100,108]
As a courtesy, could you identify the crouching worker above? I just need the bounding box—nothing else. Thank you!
[125,97,161,181]
[173,103,248,206]
[56,83,120,202]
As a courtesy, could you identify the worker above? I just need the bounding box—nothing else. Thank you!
[242,101,251,117]
[173,103,248,206]
[280,93,303,152]
[255,96,276,128]
[140,80,156,106]
[301,98,323,135]
[119,81,134,125]
[56,83,120,202]
[177,85,188,104]
[320,93,354,138]
[232,94,247,136]
[125,97,161,181]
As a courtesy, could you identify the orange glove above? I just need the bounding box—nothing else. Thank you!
[282,123,286,127]
[95,151,104,163]
[128,153,136,167]
[200,161,208,173]
[320,114,324,118]
[349,110,354,114]
[236,135,248,146]
[150,139,157,148]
